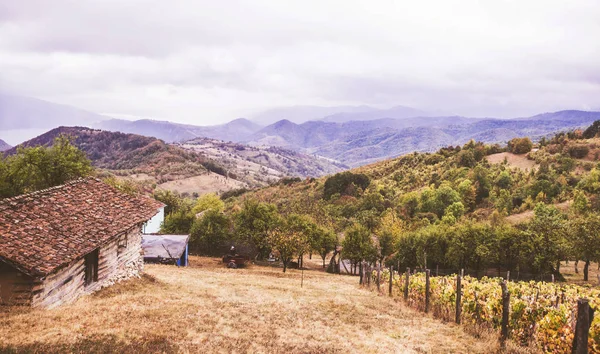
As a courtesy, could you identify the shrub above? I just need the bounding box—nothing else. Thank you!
[507,137,533,154]
[567,144,589,159]
[323,172,370,199]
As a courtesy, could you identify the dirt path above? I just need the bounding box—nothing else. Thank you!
[0,257,497,353]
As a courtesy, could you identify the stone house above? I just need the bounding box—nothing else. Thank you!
[0,177,163,308]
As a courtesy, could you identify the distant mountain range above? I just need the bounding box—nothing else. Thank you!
[249,104,432,124]
[0,139,11,152]
[243,110,600,166]
[3,93,600,169]
[95,118,262,143]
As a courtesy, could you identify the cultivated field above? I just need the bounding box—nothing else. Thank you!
[0,257,498,354]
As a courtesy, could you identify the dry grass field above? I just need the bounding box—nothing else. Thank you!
[560,260,600,286]
[486,152,538,171]
[0,257,501,354]
[157,172,247,196]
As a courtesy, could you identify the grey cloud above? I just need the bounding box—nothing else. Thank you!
[0,0,599,124]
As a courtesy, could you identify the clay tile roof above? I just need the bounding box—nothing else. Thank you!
[0,177,164,277]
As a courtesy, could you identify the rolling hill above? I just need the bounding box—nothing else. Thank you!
[6,127,211,179]
[95,118,262,143]
[7,127,347,194]
[179,138,347,187]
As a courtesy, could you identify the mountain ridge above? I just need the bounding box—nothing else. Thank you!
[0,139,11,152]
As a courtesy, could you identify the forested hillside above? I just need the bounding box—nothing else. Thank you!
[168,121,600,286]
[6,127,211,181]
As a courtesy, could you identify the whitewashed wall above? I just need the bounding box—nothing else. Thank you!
[143,207,164,234]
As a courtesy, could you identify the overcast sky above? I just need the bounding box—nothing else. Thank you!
[1,0,599,124]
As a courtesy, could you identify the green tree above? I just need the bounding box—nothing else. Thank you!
[507,137,533,154]
[316,228,337,268]
[342,224,376,266]
[161,209,195,234]
[192,193,224,215]
[323,172,370,199]
[268,223,308,273]
[568,214,600,281]
[234,199,280,259]
[189,209,232,255]
[495,170,513,189]
[525,203,568,275]
[0,135,92,197]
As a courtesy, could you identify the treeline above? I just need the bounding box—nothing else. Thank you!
[155,191,337,272]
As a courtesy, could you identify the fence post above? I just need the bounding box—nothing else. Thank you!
[389,265,394,297]
[377,265,381,293]
[425,269,431,313]
[500,280,510,343]
[455,274,462,324]
[573,298,594,354]
[506,270,510,282]
[404,268,410,301]
[461,268,464,277]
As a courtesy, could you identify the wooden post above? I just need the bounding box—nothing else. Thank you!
[500,280,510,342]
[506,270,510,282]
[377,265,381,293]
[455,274,462,324]
[404,268,410,301]
[389,265,394,297]
[573,298,594,354]
[461,268,464,277]
[425,269,431,313]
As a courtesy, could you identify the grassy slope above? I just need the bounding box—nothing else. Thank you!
[0,257,496,354]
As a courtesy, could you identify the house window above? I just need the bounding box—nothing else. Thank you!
[117,234,128,255]
[84,249,99,286]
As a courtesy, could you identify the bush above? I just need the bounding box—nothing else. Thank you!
[323,172,370,199]
[567,144,589,159]
[507,137,533,154]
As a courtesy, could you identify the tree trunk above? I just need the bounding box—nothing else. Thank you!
[556,260,561,274]
[584,260,590,281]
[575,260,579,274]
[283,260,287,273]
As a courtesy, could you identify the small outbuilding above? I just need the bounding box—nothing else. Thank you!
[141,235,189,266]
[0,177,163,308]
